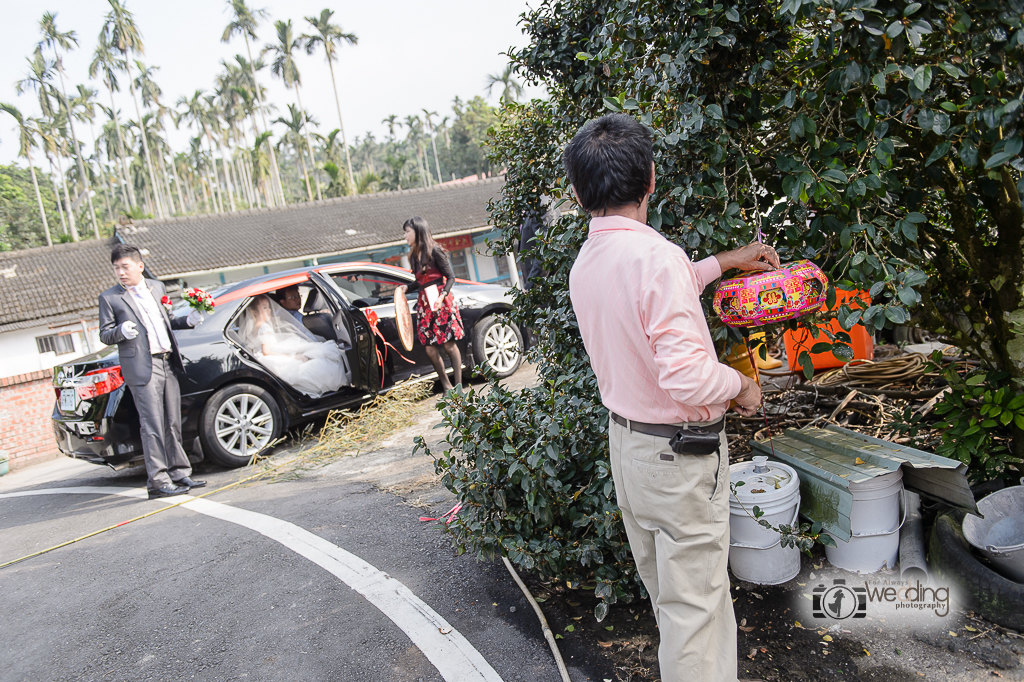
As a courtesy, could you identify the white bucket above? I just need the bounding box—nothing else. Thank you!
[729,456,802,585]
[825,469,905,573]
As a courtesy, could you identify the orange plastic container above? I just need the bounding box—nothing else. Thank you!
[784,289,873,372]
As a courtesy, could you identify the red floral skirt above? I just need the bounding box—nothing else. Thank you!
[416,290,465,346]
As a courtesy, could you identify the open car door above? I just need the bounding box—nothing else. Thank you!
[309,272,381,392]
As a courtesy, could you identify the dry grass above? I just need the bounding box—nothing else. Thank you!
[248,380,433,483]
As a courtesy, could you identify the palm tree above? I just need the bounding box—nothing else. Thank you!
[274,103,316,201]
[101,0,167,218]
[264,19,322,201]
[39,12,100,238]
[176,90,227,213]
[71,85,114,224]
[422,108,443,185]
[1,103,53,246]
[249,130,274,206]
[134,61,181,214]
[485,64,524,104]
[223,0,286,206]
[382,115,401,144]
[355,171,380,195]
[404,114,429,188]
[89,38,136,209]
[301,9,357,186]
[39,116,77,240]
[17,49,77,241]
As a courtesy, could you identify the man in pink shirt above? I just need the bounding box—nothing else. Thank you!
[566,114,779,682]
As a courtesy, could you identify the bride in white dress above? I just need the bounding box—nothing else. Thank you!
[241,295,349,398]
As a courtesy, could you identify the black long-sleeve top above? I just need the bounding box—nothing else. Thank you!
[405,246,456,297]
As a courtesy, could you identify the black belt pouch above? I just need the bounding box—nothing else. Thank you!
[668,428,721,455]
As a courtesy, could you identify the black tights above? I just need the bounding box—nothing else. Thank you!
[424,341,462,391]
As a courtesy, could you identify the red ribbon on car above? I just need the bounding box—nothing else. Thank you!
[363,308,415,385]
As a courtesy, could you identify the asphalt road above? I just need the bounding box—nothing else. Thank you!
[0,367,601,682]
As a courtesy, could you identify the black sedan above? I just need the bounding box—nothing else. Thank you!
[52,262,523,469]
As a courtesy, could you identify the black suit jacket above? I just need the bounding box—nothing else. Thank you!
[98,279,191,387]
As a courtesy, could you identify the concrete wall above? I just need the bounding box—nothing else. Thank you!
[0,368,60,470]
[0,320,102,380]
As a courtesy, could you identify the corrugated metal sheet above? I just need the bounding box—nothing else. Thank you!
[750,425,976,541]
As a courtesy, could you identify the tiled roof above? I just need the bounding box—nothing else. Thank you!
[0,238,118,332]
[119,177,504,278]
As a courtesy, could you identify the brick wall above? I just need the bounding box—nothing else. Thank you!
[0,369,59,470]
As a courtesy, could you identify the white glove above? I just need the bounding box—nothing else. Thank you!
[186,310,204,327]
[120,321,139,340]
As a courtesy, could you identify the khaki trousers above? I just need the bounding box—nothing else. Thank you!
[609,419,737,682]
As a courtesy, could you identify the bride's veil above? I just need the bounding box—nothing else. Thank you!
[239,294,314,351]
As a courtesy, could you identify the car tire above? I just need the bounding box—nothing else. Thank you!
[929,510,1024,631]
[199,383,283,468]
[473,315,523,379]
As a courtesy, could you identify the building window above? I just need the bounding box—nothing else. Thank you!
[449,249,471,279]
[36,333,75,356]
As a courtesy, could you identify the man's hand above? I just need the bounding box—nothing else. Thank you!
[732,373,762,417]
[186,309,204,327]
[715,242,781,273]
[120,321,139,340]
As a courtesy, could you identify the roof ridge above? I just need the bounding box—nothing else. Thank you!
[133,175,506,227]
[0,236,115,260]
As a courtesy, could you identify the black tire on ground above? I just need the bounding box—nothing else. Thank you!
[929,510,1024,631]
[199,383,283,468]
[473,315,523,379]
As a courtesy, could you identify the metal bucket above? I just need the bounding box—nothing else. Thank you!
[963,483,1024,583]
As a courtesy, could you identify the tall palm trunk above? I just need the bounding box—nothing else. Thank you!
[26,149,52,246]
[53,151,78,240]
[87,122,113,223]
[125,60,164,218]
[429,134,442,186]
[244,34,285,206]
[325,57,354,186]
[293,85,322,201]
[294,136,313,201]
[55,66,99,239]
[49,161,67,235]
[106,84,136,209]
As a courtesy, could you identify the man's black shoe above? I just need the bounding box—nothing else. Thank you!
[148,484,189,500]
[174,477,207,489]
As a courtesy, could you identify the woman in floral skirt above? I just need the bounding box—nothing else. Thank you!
[395,216,466,390]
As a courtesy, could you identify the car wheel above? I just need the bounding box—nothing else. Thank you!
[473,315,523,379]
[199,383,283,468]
[929,510,1024,631]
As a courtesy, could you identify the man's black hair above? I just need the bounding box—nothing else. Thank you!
[562,113,653,214]
[110,243,143,264]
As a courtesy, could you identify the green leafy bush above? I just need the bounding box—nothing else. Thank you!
[894,353,1024,483]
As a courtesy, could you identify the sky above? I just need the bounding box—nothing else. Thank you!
[0,0,545,166]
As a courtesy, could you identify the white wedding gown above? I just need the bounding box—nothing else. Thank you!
[242,300,350,398]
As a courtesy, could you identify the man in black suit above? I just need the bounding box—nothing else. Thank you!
[98,243,207,499]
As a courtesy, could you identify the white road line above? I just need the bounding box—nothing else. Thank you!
[1,486,504,682]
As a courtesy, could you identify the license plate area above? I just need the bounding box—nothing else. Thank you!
[59,388,78,412]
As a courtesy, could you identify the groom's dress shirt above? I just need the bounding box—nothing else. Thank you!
[128,282,172,354]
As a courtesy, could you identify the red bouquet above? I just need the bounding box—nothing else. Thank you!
[183,287,214,313]
[160,295,173,311]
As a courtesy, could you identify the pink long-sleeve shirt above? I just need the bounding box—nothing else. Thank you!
[569,215,743,424]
